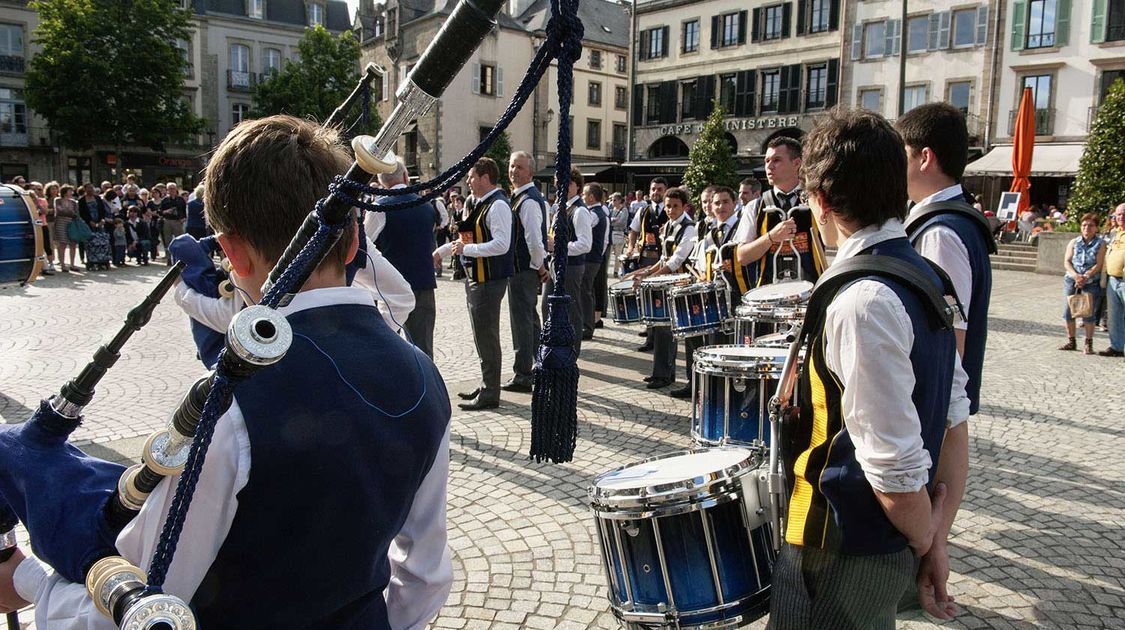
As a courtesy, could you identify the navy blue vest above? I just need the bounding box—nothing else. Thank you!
[586,203,608,264]
[374,192,439,292]
[192,302,450,628]
[511,185,547,272]
[908,212,992,415]
[460,191,515,283]
[563,202,587,268]
[787,237,955,555]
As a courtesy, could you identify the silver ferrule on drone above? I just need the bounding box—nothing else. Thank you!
[225,306,293,368]
[49,395,84,420]
[363,79,438,167]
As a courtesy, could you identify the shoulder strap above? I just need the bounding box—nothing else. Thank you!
[903,200,997,254]
[800,254,956,347]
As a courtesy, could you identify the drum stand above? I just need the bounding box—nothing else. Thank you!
[765,320,804,551]
[765,206,806,285]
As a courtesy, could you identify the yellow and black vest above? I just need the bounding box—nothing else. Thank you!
[458,192,515,284]
[753,194,827,286]
[639,202,667,259]
[660,214,692,268]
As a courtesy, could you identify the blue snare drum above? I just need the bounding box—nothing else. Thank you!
[670,281,729,339]
[590,448,775,629]
[691,346,786,448]
[0,184,43,288]
[640,273,691,326]
[612,280,642,324]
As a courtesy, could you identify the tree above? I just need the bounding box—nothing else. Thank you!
[483,129,513,189]
[1068,78,1125,227]
[682,100,738,202]
[26,0,203,169]
[252,26,379,133]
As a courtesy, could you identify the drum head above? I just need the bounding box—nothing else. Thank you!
[590,447,756,513]
[641,272,692,288]
[670,281,715,297]
[609,280,635,293]
[742,280,813,305]
[694,345,787,375]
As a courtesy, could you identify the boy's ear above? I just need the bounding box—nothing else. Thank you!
[217,233,254,278]
[344,220,360,265]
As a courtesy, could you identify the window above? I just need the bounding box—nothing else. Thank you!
[761,69,780,112]
[764,5,785,40]
[586,119,601,151]
[248,0,264,18]
[1101,69,1125,102]
[588,81,602,106]
[230,44,250,73]
[641,27,667,60]
[612,123,626,155]
[263,48,281,75]
[947,81,971,113]
[952,9,977,47]
[806,64,828,109]
[0,24,24,72]
[373,15,384,38]
[864,21,886,57]
[720,12,741,46]
[809,0,830,33]
[589,50,602,70]
[616,54,626,72]
[907,15,928,52]
[477,63,496,96]
[387,8,397,34]
[719,73,737,113]
[232,103,250,126]
[1022,74,1052,109]
[682,19,700,53]
[176,39,192,78]
[1107,0,1125,42]
[859,88,881,112]
[681,80,696,119]
[1026,0,1057,48]
[0,87,27,135]
[615,85,627,109]
[307,2,324,26]
[903,84,927,111]
[646,85,660,120]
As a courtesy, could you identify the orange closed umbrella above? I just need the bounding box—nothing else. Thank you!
[1010,86,1036,219]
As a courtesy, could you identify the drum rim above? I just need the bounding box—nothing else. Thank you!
[741,280,814,306]
[610,280,638,293]
[692,345,786,375]
[608,592,769,627]
[588,447,757,513]
[669,281,720,296]
[640,273,692,287]
[0,187,44,287]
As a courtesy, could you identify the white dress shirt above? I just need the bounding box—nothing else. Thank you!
[826,220,970,495]
[557,195,593,257]
[909,183,972,332]
[662,214,697,273]
[694,213,739,270]
[14,286,453,630]
[434,197,449,230]
[512,182,547,270]
[733,185,801,243]
[434,187,511,259]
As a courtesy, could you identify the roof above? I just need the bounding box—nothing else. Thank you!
[517,0,630,49]
[397,0,525,30]
[964,143,1085,177]
[198,0,352,31]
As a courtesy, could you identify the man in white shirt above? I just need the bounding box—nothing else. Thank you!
[627,178,668,352]
[503,151,549,392]
[542,167,594,356]
[433,158,514,410]
[735,177,762,217]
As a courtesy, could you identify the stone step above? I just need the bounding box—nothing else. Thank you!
[990,259,1038,272]
[998,243,1038,252]
[991,251,1038,262]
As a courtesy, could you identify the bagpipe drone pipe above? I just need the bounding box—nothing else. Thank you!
[0,0,586,626]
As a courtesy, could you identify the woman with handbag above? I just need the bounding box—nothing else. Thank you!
[52,184,80,272]
[1062,213,1107,354]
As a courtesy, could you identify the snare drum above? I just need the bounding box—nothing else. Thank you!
[670,281,729,339]
[692,346,786,448]
[611,280,642,324]
[590,448,775,629]
[640,273,692,326]
[748,329,797,349]
[739,280,813,325]
[0,184,43,288]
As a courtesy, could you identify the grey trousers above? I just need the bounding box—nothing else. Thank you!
[650,325,676,379]
[581,260,600,334]
[404,288,436,359]
[769,543,915,630]
[466,278,509,403]
[542,261,585,356]
[507,268,541,382]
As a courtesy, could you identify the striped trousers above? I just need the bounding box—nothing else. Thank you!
[769,543,914,630]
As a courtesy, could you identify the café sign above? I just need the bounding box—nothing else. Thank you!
[658,115,802,136]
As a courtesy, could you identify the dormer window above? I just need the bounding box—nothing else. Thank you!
[308,2,324,27]
[248,0,264,19]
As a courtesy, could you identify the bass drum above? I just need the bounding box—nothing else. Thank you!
[0,184,43,288]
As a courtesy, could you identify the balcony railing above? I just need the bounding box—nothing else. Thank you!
[0,55,25,74]
[0,125,52,148]
[1008,108,1054,136]
[1108,23,1125,42]
[607,142,625,161]
[227,70,257,91]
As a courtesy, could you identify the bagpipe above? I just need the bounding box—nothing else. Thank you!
[0,0,586,625]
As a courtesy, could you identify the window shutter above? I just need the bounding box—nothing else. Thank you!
[886,19,901,56]
[696,75,715,120]
[826,58,839,107]
[738,10,748,44]
[1091,0,1107,43]
[797,0,807,35]
[381,72,389,102]
[735,70,757,116]
[1056,0,1071,46]
[471,62,481,94]
[752,8,762,42]
[639,29,649,60]
[782,3,793,38]
[497,67,504,97]
[929,12,941,50]
[937,11,951,48]
[662,26,670,56]
[976,6,989,45]
[711,15,720,48]
[633,84,645,124]
[659,81,677,123]
[1010,1,1026,50]
[829,0,840,31]
[779,64,802,113]
[851,23,863,59]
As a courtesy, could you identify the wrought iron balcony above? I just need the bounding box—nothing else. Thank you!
[1008,108,1054,136]
[227,70,257,91]
[0,55,25,74]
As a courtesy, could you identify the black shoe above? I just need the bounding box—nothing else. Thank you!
[594,320,604,329]
[669,386,692,399]
[582,330,594,341]
[500,379,533,393]
[1098,348,1125,357]
[643,376,655,383]
[646,378,673,389]
[457,388,481,400]
[639,330,648,338]
[636,344,653,352]
[458,398,500,411]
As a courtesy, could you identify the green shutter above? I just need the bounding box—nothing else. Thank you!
[1091,0,1107,43]
[1056,0,1071,46]
[1011,0,1025,50]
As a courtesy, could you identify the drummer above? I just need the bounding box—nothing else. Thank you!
[734,137,828,286]
[626,178,668,352]
[671,186,740,399]
[625,188,696,390]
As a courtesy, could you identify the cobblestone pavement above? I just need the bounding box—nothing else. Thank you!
[1,265,1123,629]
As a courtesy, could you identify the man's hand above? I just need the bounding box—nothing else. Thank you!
[0,547,30,614]
[451,240,465,256]
[917,543,957,620]
[769,218,797,244]
[537,265,549,283]
[432,251,442,269]
[546,235,555,253]
[910,482,947,557]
